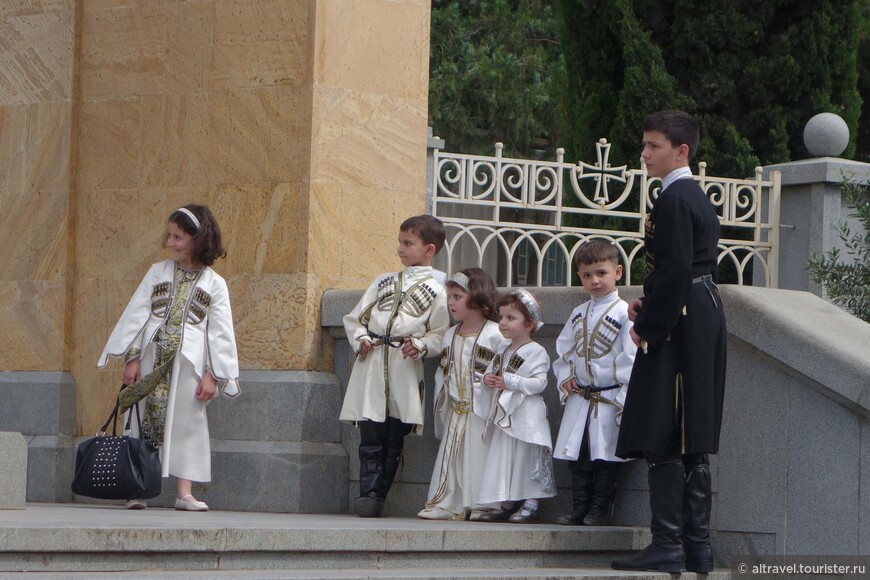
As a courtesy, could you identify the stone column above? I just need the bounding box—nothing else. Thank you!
[0,0,432,509]
[763,158,870,294]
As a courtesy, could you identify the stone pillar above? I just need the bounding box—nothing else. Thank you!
[0,0,433,510]
[762,158,870,294]
[0,432,27,510]
[763,112,870,296]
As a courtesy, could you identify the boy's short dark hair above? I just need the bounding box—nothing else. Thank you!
[642,110,700,161]
[575,239,620,267]
[400,215,446,253]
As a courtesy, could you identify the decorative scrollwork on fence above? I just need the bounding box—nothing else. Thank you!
[431,139,781,288]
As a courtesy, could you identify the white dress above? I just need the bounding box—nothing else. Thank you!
[98,260,240,482]
[552,290,636,462]
[474,341,555,504]
[424,320,505,513]
[339,266,449,431]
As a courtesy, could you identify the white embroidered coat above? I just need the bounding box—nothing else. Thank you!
[424,320,505,512]
[552,290,636,462]
[97,259,240,481]
[339,266,449,431]
[473,341,552,450]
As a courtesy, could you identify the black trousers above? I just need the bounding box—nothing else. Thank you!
[359,417,414,458]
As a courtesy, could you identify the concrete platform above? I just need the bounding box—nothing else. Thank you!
[0,569,731,579]
[0,504,734,579]
[0,503,650,572]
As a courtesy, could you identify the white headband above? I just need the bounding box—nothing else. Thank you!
[510,288,544,330]
[447,272,470,292]
[176,208,200,231]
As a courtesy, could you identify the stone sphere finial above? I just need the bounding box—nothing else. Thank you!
[803,112,849,157]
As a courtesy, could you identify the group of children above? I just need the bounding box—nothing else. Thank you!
[339,214,638,525]
[99,108,722,574]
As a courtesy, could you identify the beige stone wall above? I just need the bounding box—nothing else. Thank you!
[0,1,75,371]
[0,0,431,435]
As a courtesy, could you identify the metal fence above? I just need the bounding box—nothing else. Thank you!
[430,139,781,288]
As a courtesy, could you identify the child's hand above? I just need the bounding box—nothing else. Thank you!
[401,337,420,359]
[483,373,506,391]
[627,298,643,322]
[563,378,579,395]
[357,340,374,361]
[629,327,642,348]
[123,359,141,386]
[196,372,218,402]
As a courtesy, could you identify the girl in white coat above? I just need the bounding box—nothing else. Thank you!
[417,268,505,521]
[474,288,555,523]
[98,205,240,511]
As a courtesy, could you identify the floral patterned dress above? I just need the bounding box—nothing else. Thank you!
[127,266,202,445]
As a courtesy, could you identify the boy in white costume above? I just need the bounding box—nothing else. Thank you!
[98,205,240,512]
[553,240,637,526]
[474,288,555,523]
[417,268,505,521]
[340,215,450,517]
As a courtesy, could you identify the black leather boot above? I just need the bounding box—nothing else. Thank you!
[611,460,685,573]
[555,464,593,525]
[382,455,402,497]
[355,421,387,518]
[378,417,413,513]
[683,457,714,573]
[582,461,620,526]
[355,447,385,517]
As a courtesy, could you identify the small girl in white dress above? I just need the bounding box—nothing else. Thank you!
[417,268,505,520]
[473,288,555,523]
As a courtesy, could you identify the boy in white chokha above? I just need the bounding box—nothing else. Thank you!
[340,215,450,518]
[553,239,637,526]
[473,288,555,523]
[417,267,505,521]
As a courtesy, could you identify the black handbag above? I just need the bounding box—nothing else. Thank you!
[71,399,162,500]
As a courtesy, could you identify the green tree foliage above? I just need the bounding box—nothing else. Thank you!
[856,4,870,162]
[428,0,562,157]
[807,179,870,322]
[557,0,864,176]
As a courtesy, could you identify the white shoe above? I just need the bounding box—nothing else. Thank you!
[175,494,208,511]
[125,499,147,510]
[468,508,492,521]
[417,506,456,520]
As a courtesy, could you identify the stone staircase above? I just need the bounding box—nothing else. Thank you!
[0,504,730,579]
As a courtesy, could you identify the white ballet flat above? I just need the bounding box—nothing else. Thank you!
[125,499,147,510]
[417,506,457,520]
[175,494,208,512]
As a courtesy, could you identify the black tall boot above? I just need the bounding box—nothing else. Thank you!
[582,461,620,526]
[355,421,388,518]
[682,457,714,573]
[381,418,413,508]
[355,443,385,517]
[611,460,685,573]
[555,463,593,525]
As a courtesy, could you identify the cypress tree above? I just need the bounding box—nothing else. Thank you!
[557,0,864,173]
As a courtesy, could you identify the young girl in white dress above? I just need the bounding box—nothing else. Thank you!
[98,205,240,511]
[474,288,555,523]
[417,268,505,520]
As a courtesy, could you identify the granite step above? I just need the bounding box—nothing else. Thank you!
[0,504,725,578]
[0,568,732,579]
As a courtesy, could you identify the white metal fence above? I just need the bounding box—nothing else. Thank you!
[430,139,781,288]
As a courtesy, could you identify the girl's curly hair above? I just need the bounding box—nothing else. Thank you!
[166,204,227,267]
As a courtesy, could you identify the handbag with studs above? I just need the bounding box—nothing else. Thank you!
[71,398,162,500]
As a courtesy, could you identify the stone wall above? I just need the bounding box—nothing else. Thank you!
[0,1,432,440]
